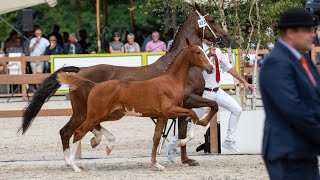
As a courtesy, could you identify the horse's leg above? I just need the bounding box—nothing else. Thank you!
[90,124,103,148]
[151,117,168,171]
[185,94,219,126]
[177,117,199,166]
[68,115,107,172]
[60,113,85,165]
[99,126,116,155]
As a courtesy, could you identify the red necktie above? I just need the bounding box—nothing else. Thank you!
[213,54,220,83]
[300,57,317,87]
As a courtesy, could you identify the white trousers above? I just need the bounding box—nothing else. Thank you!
[193,88,242,142]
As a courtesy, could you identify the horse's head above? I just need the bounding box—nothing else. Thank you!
[186,38,213,74]
[192,3,231,48]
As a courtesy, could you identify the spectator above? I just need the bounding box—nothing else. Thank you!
[109,32,124,53]
[124,33,140,53]
[44,35,63,73]
[29,28,49,74]
[141,31,152,52]
[7,38,23,55]
[47,25,63,47]
[63,32,69,45]
[63,33,82,54]
[4,30,18,53]
[78,29,89,54]
[146,31,166,52]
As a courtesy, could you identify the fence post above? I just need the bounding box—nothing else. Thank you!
[210,113,218,154]
[21,54,27,101]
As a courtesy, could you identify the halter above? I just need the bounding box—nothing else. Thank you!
[195,10,221,44]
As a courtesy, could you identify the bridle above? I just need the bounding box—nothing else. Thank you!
[195,10,222,44]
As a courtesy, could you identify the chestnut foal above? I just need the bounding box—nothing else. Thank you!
[57,39,213,172]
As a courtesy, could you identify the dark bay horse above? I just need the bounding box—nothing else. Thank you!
[58,39,213,172]
[20,3,231,166]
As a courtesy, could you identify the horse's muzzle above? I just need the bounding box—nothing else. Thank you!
[205,65,213,74]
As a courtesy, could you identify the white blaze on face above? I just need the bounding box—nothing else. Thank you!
[124,107,142,116]
[198,45,210,62]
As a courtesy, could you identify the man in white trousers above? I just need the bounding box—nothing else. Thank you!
[166,41,253,162]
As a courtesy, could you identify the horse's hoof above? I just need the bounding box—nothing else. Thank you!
[73,166,83,173]
[90,137,98,149]
[182,159,200,166]
[106,146,112,155]
[152,163,166,172]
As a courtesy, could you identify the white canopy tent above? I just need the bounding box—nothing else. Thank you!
[0,0,58,15]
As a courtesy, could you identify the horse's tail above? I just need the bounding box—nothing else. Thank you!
[19,66,80,135]
[57,73,95,91]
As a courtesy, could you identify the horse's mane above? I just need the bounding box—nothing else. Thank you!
[163,46,189,74]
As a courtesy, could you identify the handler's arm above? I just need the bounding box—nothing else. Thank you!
[260,59,320,144]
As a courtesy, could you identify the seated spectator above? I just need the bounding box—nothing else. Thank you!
[109,32,124,53]
[7,38,23,55]
[146,31,166,52]
[47,25,64,47]
[29,28,49,74]
[78,29,89,54]
[0,61,8,74]
[45,36,63,55]
[44,35,63,73]
[124,33,140,53]
[63,33,82,54]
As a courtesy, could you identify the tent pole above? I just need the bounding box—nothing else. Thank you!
[96,0,101,53]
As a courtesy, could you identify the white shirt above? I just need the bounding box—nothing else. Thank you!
[29,37,49,56]
[202,43,233,88]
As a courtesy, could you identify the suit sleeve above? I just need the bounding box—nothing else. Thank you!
[260,59,320,144]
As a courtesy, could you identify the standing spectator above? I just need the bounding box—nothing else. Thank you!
[109,32,124,53]
[78,29,89,54]
[124,33,140,53]
[7,38,23,55]
[63,33,82,54]
[63,32,69,45]
[44,36,63,73]
[260,7,320,180]
[47,25,63,47]
[4,30,18,53]
[146,31,166,52]
[29,29,49,74]
[141,31,152,52]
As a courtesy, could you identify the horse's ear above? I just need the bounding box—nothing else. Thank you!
[186,38,190,46]
[192,2,201,12]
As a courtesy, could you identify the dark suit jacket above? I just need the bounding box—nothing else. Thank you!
[63,42,82,54]
[259,40,320,161]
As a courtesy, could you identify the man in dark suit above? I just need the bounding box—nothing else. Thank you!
[260,7,320,180]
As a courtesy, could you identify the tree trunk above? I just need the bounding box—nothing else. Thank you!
[129,0,135,33]
[103,0,108,27]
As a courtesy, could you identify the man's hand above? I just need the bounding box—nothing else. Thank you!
[244,82,253,93]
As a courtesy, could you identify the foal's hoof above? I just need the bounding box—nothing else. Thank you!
[106,146,113,155]
[90,137,99,149]
[182,159,200,166]
[152,163,167,172]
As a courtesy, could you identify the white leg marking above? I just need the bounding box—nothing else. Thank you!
[152,163,166,171]
[68,141,82,172]
[91,128,103,148]
[100,127,115,155]
[64,149,70,166]
[178,121,196,147]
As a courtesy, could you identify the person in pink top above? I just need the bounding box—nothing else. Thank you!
[145,31,167,52]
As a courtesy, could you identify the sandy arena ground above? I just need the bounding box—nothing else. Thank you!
[0,99,269,180]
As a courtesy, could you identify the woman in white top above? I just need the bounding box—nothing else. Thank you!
[124,33,140,53]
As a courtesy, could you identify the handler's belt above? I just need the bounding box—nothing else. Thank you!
[204,87,219,92]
